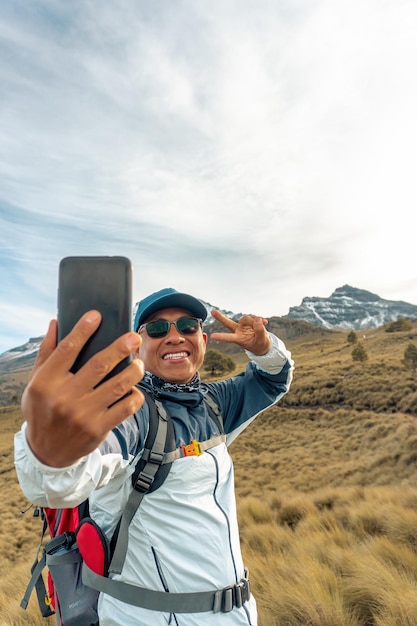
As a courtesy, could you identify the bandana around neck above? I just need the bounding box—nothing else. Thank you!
[142,371,201,395]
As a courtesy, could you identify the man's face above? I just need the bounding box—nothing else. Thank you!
[138,307,208,383]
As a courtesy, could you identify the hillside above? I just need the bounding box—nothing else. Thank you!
[2,319,417,624]
[233,319,417,493]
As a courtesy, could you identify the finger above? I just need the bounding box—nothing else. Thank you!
[210,331,238,343]
[42,319,58,353]
[99,385,146,433]
[210,309,238,331]
[252,316,268,330]
[28,319,58,381]
[87,355,144,410]
[250,317,271,354]
[211,314,256,343]
[236,315,256,327]
[47,310,103,373]
[74,331,141,391]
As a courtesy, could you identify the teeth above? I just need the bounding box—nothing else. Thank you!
[163,352,188,360]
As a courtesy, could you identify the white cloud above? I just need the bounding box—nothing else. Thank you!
[0,0,417,353]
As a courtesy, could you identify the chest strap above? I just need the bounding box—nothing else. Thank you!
[142,432,226,463]
[82,565,250,614]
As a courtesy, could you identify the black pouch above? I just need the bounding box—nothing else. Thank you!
[45,532,99,626]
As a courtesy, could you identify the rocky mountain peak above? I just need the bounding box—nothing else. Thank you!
[286,285,417,330]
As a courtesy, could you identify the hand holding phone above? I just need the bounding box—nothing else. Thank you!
[22,312,144,467]
[21,256,145,467]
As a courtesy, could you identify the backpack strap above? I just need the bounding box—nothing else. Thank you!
[204,391,224,433]
[131,387,176,492]
[161,433,226,463]
[108,389,225,576]
[83,565,251,614]
[20,513,55,617]
[109,389,170,575]
[20,550,53,615]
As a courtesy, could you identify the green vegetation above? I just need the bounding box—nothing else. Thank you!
[203,349,235,376]
[385,317,413,333]
[347,330,358,345]
[0,372,27,407]
[351,342,368,362]
[404,342,417,373]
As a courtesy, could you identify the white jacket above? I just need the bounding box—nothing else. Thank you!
[15,334,293,626]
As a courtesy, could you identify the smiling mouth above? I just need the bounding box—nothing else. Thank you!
[163,352,189,361]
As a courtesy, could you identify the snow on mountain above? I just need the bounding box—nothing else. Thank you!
[0,337,43,377]
[201,302,242,325]
[1,286,416,373]
[286,285,417,330]
[0,305,240,373]
[0,337,43,363]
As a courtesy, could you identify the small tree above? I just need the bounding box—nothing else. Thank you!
[347,331,357,345]
[352,342,368,363]
[386,318,413,333]
[204,349,235,376]
[404,342,417,372]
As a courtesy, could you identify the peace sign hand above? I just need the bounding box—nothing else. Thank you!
[209,309,271,356]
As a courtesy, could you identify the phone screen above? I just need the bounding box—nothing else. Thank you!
[58,256,132,379]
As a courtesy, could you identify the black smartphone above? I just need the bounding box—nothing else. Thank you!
[58,256,133,381]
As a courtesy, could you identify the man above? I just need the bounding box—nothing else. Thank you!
[15,287,294,625]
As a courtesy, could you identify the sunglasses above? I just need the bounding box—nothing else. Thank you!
[138,316,203,339]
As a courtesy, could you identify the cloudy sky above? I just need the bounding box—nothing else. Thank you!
[1,0,416,355]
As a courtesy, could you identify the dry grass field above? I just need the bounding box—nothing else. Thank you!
[2,319,417,625]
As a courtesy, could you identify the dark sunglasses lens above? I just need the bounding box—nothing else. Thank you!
[176,317,200,334]
[144,317,201,338]
[146,320,170,338]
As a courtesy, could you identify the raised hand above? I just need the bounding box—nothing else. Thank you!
[22,311,145,468]
[209,309,271,356]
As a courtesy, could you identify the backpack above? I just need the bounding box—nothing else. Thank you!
[20,388,236,625]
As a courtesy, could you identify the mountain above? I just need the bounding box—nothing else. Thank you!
[1,285,416,379]
[0,337,43,372]
[286,284,417,330]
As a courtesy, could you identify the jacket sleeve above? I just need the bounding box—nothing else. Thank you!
[207,333,294,445]
[13,413,145,509]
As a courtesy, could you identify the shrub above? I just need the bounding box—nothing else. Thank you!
[203,349,235,376]
[386,318,413,333]
[347,331,358,345]
[352,343,368,363]
[403,343,417,372]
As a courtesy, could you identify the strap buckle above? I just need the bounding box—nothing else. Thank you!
[180,439,202,457]
[213,571,251,613]
[234,575,250,608]
[134,470,155,492]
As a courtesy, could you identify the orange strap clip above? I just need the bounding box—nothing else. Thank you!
[181,439,203,457]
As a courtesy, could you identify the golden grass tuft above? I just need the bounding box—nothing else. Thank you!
[238,488,417,625]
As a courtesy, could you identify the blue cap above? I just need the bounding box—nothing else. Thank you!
[134,288,208,331]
